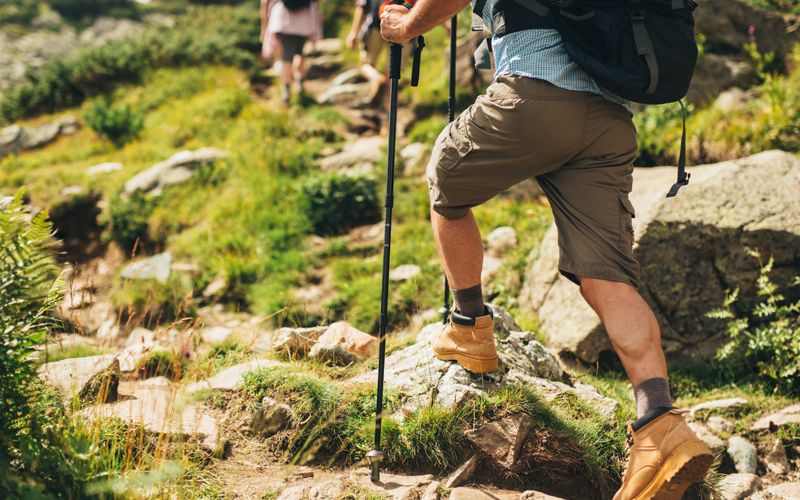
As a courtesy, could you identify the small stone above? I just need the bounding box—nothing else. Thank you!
[751,482,800,500]
[486,226,517,258]
[727,436,758,474]
[306,480,343,499]
[251,396,293,436]
[272,326,327,356]
[751,404,800,431]
[96,318,122,340]
[308,344,358,366]
[201,326,234,345]
[707,415,735,434]
[331,68,365,86]
[202,275,228,298]
[764,439,789,475]
[688,422,727,456]
[520,491,566,500]
[444,454,480,488]
[277,485,306,500]
[421,481,441,500]
[123,148,229,195]
[184,359,283,394]
[399,142,430,176]
[481,255,504,289]
[465,413,532,469]
[718,473,761,500]
[60,185,84,197]
[317,136,384,172]
[449,487,495,500]
[689,398,748,416]
[310,322,378,362]
[120,252,172,284]
[87,162,123,175]
[390,264,421,282]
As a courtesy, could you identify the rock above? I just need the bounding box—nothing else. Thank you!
[465,413,532,469]
[751,482,800,500]
[306,480,344,499]
[304,55,343,80]
[120,252,172,284]
[0,117,79,159]
[317,136,384,173]
[308,38,342,56]
[727,436,758,474]
[96,318,122,341]
[421,481,441,500]
[309,322,378,364]
[450,488,496,500]
[491,304,521,336]
[78,358,120,406]
[38,354,118,400]
[520,491,566,500]
[123,148,229,195]
[690,398,749,416]
[80,377,223,453]
[520,151,800,364]
[764,439,789,475]
[751,404,800,431]
[317,82,370,106]
[707,415,735,435]
[444,454,480,488]
[201,326,234,345]
[718,473,761,500]
[714,88,754,114]
[689,54,756,105]
[277,485,306,500]
[202,275,228,298]
[390,264,421,282]
[117,327,159,372]
[251,396,293,435]
[481,255,504,291]
[331,68,365,87]
[486,227,518,258]
[349,470,434,499]
[399,142,430,177]
[688,422,726,456]
[350,306,579,414]
[272,326,327,356]
[184,359,283,394]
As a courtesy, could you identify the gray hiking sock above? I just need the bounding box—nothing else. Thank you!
[452,284,485,318]
[633,377,673,418]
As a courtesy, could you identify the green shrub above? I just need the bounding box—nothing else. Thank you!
[84,98,144,148]
[302,173,381,236]
[709,250,800,396]
[0,194,64,496]
[0,4,260,123]
[0,0,39,24]
[200,338,249,372]
[135,350,187,380]
[50,0,136,19]
[101,191,156,253]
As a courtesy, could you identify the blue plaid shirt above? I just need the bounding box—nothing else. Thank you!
[476,0,630,110]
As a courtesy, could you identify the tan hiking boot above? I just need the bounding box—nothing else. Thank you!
[432,308,499,374]
[614,409,714,500]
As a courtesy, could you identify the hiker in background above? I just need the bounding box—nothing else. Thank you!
[261,0,322,105]
[346,0,449,109]
[381,1,713,499]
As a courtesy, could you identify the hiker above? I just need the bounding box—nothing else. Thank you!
[346,0,449,109]
[380,1,713,499]
[261,0,323,105]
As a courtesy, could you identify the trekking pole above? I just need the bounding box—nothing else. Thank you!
[368,3,424,483]
[440,14,458,325]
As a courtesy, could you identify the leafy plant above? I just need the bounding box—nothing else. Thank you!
[84,98,144,148]
[101,191,156,253]
[709,249,800,396]
[50,0,135,19]
[302,173,381,236]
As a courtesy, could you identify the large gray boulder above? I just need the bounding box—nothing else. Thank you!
[350,306,617,417]
[520,151,800,364]
[123,148,229,195]
[0,117,79,159]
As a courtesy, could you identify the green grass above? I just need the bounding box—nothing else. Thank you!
[34,344,110,367]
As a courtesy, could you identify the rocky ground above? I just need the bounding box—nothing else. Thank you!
[6,3,800,497]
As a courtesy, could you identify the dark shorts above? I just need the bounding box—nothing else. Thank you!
[277,33,307,62]
[427,75,640,287]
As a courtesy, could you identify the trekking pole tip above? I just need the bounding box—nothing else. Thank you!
[366,449,385,483]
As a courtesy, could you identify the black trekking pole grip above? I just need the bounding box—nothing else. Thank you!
[389,43,403,80]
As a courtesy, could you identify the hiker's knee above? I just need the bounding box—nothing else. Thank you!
[579,277,635,306]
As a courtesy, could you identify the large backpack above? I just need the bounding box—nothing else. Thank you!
[282,0,313,11]
[475,0,699,196]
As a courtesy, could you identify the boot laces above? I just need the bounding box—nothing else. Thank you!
[620,422,635,480]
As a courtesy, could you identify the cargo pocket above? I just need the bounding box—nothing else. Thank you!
[435,108,474,172]
[618,195,636,251]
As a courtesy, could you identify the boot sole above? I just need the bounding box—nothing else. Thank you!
[433,350,499,374]
[635,440,714,500]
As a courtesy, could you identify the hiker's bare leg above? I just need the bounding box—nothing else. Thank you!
[280,59,293,85]
[579,278,667,386]
[293,54,306,81]
[431,209,483,290]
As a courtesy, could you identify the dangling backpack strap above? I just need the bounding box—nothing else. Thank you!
[666,100,690,198]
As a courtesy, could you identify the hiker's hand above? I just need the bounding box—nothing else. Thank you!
[380,4,412,44]
[346,31,358,50]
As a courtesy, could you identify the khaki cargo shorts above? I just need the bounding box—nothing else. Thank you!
[427,75,640,287]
